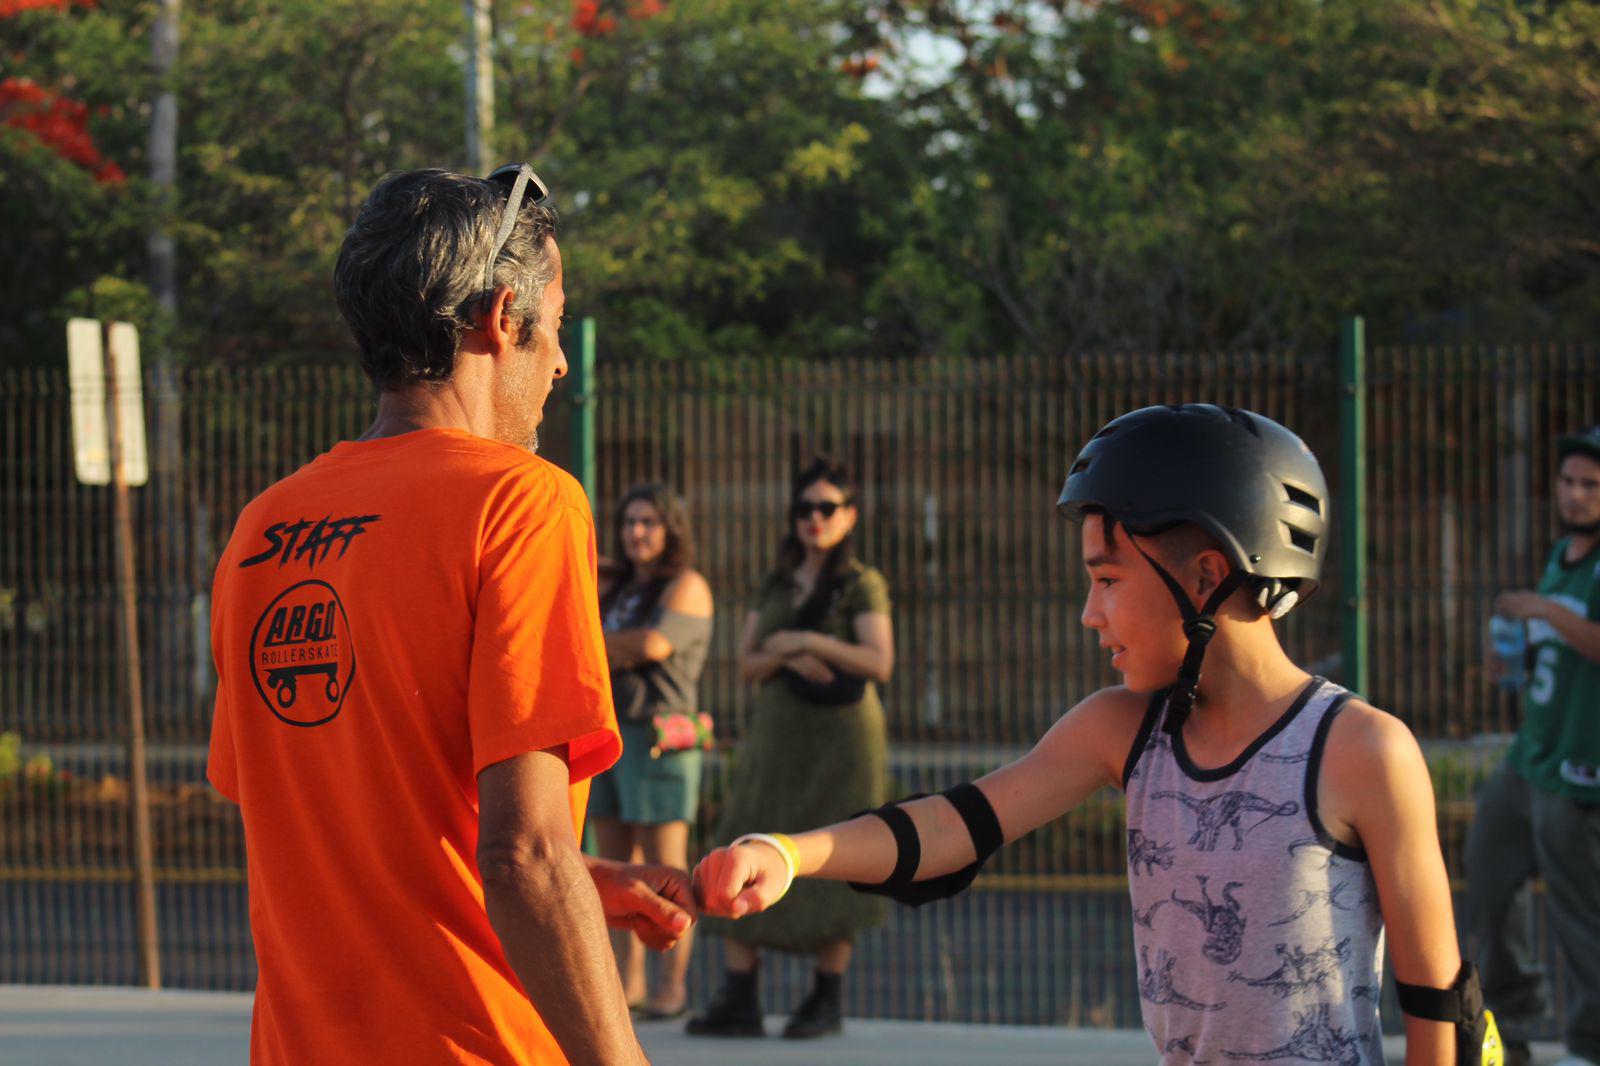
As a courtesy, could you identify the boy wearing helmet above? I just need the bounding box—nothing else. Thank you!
[695,405,1495,1065]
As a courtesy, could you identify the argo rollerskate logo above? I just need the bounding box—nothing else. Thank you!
[249,579,355,727]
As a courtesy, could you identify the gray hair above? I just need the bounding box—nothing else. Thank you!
[333,168,559,392]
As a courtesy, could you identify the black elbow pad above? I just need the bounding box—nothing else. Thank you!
[1395,961,1504,1066]
[848,783,1004,907]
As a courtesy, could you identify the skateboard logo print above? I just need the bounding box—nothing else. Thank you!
[249,579,355,727]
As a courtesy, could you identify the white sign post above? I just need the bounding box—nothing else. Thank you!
[64,317,161,988]
[66,318,148,486]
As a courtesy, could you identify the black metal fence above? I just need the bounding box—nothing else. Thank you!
[1,347,1591,1030]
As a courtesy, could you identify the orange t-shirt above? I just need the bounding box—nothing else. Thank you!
[207,428,620,1066]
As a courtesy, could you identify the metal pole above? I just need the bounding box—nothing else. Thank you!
[105,323,161,989]
[148,0,189,723]
[148,0,179,325]
[1339,315,1368,698]
[571,317,597,507]
[463,0,494,173]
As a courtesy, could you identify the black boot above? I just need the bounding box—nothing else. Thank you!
[782,971,843,1039]
[685,969,764,1037]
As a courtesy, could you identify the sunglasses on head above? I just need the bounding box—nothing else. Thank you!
[478,162,551,299]
[793,500,845,520]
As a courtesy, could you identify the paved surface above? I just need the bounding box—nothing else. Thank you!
[0,985,1568,1065]
[0,986,250,1065]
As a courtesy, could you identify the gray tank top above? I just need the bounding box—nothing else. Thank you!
[602,578,711,723]
[1123,677,1386,1065]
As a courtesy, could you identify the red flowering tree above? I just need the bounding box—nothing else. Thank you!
[0,76,124,183]
[0,0,91,13]
[564,0,664,66]
[0,0,123,183]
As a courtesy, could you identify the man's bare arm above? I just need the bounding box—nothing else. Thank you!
[1539,602,1600,660]
[584,854,696,951]
[478,750,646,1066]
[1496,589,1600,662]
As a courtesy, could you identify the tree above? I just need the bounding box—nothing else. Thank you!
[863,0,1600,353]
[1,0,138,361]
[4,0,1597,367]
[496,0,914,361]
[1349,0,1600,337]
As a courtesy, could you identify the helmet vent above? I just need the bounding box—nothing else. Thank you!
[1069,458,1091,476]
[1223,407,1260,436]
[1091,425,1119,440]
[1284,522,1317,554]
[1283,483,1323,515]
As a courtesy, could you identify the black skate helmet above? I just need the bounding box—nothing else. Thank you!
[1057,404,1330,731]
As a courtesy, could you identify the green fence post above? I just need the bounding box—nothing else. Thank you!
[571,316,597,508]
[572,317,597,857]
[1339,315,1368,697]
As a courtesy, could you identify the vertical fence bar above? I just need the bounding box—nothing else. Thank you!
[570,317,597,508]
[1340,316,1369,698]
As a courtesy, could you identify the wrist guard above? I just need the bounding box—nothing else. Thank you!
[1395,961,1504,1066]
[847,782,1004,907]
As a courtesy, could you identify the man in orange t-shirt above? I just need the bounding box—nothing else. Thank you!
[208,165,691,1065]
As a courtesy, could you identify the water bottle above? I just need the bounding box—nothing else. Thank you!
[1488,615,1526,691]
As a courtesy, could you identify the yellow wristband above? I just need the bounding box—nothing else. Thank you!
[732,832,800,898]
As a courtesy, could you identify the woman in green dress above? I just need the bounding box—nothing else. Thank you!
[688,457,894,1041]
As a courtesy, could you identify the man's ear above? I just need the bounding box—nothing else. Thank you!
[478,285,518,355]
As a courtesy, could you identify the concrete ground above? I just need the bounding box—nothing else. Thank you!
[0,985,1568,1065]
[0,986,251,1065]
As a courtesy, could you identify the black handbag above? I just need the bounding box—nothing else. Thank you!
[780,667,868,706]
[778,571,868,705]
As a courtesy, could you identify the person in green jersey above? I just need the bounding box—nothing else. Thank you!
[1466,425,1600,1066]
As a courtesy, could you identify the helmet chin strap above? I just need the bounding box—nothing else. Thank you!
[1129,538,1250,736]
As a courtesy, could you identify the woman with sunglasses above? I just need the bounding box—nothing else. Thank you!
[590,484,714,1022]
[689,457,894,1041]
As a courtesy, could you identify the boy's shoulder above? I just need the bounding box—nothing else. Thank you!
[1321,696,1421,764]
[1310,695,1452,882]
[1077,683,1155,719]
[1036,685,1154,784]
[1058,684,1154,731]
[1318,696,1432,814]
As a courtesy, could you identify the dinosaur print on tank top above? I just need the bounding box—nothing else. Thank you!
[1123,677,1386,1065]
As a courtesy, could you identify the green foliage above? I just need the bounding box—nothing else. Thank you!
[1347,0,1600,338]
[496,0,910,360]
[3,0,1597,367]
[0,1,146,361]
[867,0,1600,353]
[1427,745,1497,802]
[0,731,73,801]
[0,731,20,781]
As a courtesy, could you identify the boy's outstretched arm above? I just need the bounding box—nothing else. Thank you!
[1323,702,1462,1066]
[695,687,1144,917]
